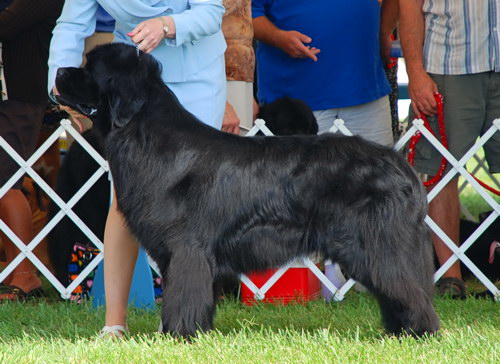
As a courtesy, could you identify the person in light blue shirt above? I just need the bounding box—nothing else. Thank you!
[47,0,227,337]
[48,0,227,129]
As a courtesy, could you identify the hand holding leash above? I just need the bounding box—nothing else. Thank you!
[128,17,175,54]
[408,93,447,187]
[408,70,439,117]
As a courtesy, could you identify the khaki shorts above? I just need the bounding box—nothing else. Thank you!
[409,72,500,175]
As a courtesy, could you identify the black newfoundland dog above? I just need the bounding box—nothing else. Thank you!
[55,43,439,338]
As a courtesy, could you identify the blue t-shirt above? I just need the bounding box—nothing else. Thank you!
[252,0,391,111]
[96,5,115,33]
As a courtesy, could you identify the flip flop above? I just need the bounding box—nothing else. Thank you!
[100,325,128,339]
[435,277,466,300]
[0,285,45,302]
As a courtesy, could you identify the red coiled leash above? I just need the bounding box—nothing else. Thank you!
[407,93,500,195]
[407,93,448,187]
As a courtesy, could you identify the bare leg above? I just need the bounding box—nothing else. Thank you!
[0,189,42,296]
[428,179,462,280]
[103,191,139,328]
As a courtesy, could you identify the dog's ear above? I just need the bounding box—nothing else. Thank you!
[101,52,159,128]
[105,89,146,128]
[103,74,147,128]
[93,45,163,128]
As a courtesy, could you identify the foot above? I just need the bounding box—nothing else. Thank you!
[436,277,466,299]
[0,271,43,302]
[100,325,128,339]
[0,285,44,302]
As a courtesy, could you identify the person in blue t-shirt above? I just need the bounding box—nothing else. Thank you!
[252,0,393,147]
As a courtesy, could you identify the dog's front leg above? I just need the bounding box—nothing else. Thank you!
[160,246,215,339]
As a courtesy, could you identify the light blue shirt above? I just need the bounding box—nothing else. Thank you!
[48,0,227,91]
[48,0,227,128]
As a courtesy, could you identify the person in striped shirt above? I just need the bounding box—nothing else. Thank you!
[399,0,500,298]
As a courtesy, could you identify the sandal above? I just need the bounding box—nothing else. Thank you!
[99,325,128,339]
[0,285,45,302]
[436,277,466,300]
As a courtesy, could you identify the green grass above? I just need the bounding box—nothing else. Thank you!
[2,143,498,363]
[459,180,500,221]
[0,294,499,363]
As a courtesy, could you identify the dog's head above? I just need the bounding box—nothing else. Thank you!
[257,97,318,136]
[55,43,163,133]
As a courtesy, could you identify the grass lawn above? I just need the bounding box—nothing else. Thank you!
[0,293,498,363]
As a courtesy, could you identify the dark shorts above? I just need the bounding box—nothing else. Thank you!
[0,100,45,190]
[409,72,500,176]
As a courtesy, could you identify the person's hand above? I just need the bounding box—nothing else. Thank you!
[222,102,240,135]
[275,30,321,61]
[52,86,85,132]
[128,17,171,54]
[408,70,439,117]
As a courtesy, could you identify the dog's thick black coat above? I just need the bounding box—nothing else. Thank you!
[55,43,439,338]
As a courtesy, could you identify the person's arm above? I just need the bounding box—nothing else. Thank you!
[169,0,224,45]
[399,0,438,117]
[222,101,240,135]
[252,16,320,62]
[47,0,99,94]
[128,0,224,53]
[0,0,57,41]
[379,0,399,62]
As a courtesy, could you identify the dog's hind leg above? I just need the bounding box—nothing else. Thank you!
[343,223,440,337]
[160,246,216,339]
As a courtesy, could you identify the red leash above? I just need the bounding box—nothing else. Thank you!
[407,94,500,195]
[407,93,448,187]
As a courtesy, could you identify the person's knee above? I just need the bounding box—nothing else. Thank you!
[427,177,459,195]
[0,188,23,209]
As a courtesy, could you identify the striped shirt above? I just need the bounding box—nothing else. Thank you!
[423,0,500,75]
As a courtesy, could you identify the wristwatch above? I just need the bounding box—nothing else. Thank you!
[160,16,169,38]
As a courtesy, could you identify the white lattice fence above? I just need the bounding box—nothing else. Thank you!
[0,119,108,299]
[0,118,499,301]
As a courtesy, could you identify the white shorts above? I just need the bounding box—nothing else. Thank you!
[314,96,393,147]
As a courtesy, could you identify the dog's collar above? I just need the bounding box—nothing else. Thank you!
[75,104,98,118]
